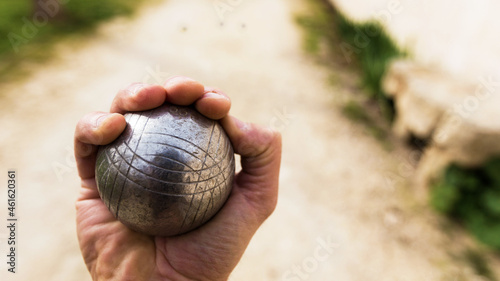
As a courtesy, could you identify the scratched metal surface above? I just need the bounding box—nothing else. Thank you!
[96,104,235,236]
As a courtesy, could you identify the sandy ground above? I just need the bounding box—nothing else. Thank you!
[0,0,499,280]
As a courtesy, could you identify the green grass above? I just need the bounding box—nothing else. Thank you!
[335,15,403,98]
[295,0,405,121]
[0,0,148,82]
[295,1,338,55]
[0,1,31,55]
[431,158,500,251]
[62,0,138,28]
[341,100,388,144]
[462,249,496,280]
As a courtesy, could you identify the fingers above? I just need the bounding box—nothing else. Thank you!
[164,76,205,105]
[220,115,282,218]
[78,77,231,180]
[74,112,127,180]
[110,84,167,114]
[110,78,230,120]
[195,87,231,120]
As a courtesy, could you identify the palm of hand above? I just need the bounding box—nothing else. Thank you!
[77,178,262,281]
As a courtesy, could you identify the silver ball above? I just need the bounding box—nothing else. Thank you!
[95,104,235,236]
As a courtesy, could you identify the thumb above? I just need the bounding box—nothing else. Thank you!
[220,115,282,217]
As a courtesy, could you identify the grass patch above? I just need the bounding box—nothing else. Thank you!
[341,100,388,144]
[463,249,496,280]
[341,100,370,123]
[295,0,405,121]
[431,158,500,251]
[295,1,338,55]
[59,0,141,33]
[0,0,149,82]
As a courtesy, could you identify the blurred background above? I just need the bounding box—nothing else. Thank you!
[1,0,500,280]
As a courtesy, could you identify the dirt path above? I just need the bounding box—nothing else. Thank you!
[0,0,497,280]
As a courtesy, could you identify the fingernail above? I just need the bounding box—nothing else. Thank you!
[204,91,230,101]
[94,114,110,129]
[165,76,193,87]
[127,83,146,96]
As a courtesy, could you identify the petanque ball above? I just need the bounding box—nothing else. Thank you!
[95,104,235,236]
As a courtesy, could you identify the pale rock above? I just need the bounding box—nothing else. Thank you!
[383,59,500,189]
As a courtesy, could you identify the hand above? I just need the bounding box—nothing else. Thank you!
[74,77,282,281]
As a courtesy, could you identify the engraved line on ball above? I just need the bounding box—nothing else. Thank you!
[139,138,232,173]
[101,163,232,197]
[103,147,122,210]
[140,130,227,164]
[141,139,227,170]
[200,129,229,223]
[119,122,231,180]
[103,144,233,194]
[191,130,226,227]
[103,144,234,195]
[111,140,233,185]
[180,122,217,230]
[105,112,144,210]
[116,113,151,218]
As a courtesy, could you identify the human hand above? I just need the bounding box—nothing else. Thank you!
[74,77,282,281]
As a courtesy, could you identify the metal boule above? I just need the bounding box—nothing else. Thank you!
[95,104,235,236]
